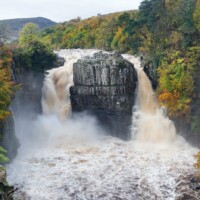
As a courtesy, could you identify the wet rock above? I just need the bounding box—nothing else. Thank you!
[191,177,200,190]
[70,52,137,139]
[0,167,6,183]
[176,174,200,200]
[0,166,14,199]
[54,55,65,67]
[142,61,157,89]
[176,193,199,200]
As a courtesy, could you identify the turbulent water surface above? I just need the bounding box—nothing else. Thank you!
[7,49,198,200]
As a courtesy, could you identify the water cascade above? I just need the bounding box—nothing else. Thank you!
[6,50,198,200]
[42,58,76,119]
[122,55,177,143]
[42,49,99,119]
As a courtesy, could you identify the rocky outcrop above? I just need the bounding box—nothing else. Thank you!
[12,53,65,117]
[2,55,65,161]
[0,166,14,199]
[175,174,200,200]
[53,55,65,68]
[70,52,137,139]
[2,113,19,160]
[142,59,157,89]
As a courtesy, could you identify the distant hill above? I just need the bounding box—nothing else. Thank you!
[0,17,57,40]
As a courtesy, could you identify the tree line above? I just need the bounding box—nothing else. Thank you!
[39,0,200,134]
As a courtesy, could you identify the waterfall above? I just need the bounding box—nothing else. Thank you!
[6,50,198,200]
[42,58,77,119]
[41,49,99,119]
[122,55,177,143]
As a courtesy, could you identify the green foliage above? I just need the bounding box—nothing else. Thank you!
[157,46,200,130]
[39,11,137,51]
[38,0,199,56]
[0,47,14,121]
[186,47,200,132]
[157,51,194,120]
[16,23,56,72]
[0,147,9,163]
[0,46,14,164]
[19,23,39,47]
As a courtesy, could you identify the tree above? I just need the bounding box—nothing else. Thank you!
[16,23,56,72]
[18,22,39,47]
[0,46,14,164]
[157,50,195,120]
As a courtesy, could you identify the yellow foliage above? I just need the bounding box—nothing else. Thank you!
[0,46,14,122]
[157,51,194,120]
[194,152,200,179]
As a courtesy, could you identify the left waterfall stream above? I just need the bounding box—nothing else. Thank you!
[6,49,198,200]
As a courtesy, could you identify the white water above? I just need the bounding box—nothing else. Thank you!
[7,49,198,200]
[42,49,99,119]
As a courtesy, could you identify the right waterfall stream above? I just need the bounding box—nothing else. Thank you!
[123,55,177,143]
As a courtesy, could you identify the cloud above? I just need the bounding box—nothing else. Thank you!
[0,0,143,22]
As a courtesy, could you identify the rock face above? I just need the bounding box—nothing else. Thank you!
[143,64,157,89]
[2,113,19,160]
[0,166,14,199]
[2,56,65,161]
[175,174,200,200]
[70,52,137,139]
[53,55,65,68]
[139,55,157,89]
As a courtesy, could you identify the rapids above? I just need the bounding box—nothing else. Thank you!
[6,49,198,200]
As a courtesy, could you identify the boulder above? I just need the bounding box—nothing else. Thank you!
[70,52,137,139]
[53,55,65,68]
[0,166,14,199]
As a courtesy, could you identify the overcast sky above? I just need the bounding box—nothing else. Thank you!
[0,0,143,22]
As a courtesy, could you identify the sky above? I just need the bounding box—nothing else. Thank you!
[0,0,143,23]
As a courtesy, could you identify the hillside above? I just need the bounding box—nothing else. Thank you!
[40,10,137,51]
[0,17,56,40]
[39,0,200,137]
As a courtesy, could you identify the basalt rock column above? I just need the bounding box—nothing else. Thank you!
[70,52,137,139]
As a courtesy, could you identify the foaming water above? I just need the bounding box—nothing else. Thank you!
[6,50,198,200]
[7,138,197,200]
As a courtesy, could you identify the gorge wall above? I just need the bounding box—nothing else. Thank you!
[1,55,64,160]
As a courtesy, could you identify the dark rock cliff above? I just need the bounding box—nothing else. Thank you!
[11,55,64,117]
[1,55,64,161]
[70,52,137,139]
[2,113,19,160]
[140,57,157,90]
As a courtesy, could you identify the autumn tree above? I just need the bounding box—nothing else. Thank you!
[157,51,194,120]
[16,23,56,72]
[0,46,14,163]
